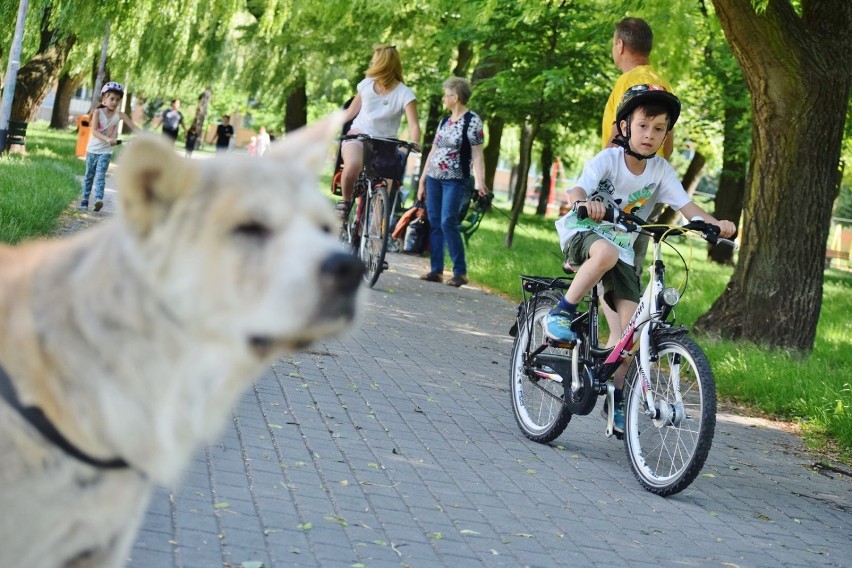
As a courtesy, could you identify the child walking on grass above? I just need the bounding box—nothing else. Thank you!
[80,82,138,212]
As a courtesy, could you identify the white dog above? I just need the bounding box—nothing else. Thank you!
[0,116,361,567]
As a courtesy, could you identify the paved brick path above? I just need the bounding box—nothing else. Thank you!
[59,176,850,568]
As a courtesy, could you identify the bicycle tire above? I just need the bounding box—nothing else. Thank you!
[623,334,716,496]
[360,183,390,288]
[509,291,572,443]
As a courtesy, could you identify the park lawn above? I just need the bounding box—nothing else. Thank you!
[0,122,84,244]
[467,202,852,461]
[5,124,851,461]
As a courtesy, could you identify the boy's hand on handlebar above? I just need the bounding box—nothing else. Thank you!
[713,220,736,239]
[573,200,607,221]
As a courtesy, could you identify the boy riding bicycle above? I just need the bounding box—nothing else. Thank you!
[547,85,737,432]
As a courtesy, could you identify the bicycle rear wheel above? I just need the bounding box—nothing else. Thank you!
[360,183,389,288]
[623,334,716,496]
[509,292,572,443]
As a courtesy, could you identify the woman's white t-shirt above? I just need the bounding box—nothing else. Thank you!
[555,147,691,266]
[350,78,416,138]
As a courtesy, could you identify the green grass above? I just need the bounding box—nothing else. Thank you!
[466,201,852,460]
[0,122,84,244]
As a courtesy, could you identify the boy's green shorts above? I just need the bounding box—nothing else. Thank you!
[564,231,641,310]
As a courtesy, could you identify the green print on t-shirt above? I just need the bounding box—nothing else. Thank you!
[624,185,654,214]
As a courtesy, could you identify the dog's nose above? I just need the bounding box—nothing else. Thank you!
[320,252,363,294]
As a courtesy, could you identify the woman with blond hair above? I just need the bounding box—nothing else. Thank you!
[337,44,421,218]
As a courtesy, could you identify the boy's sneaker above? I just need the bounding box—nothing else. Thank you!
[544,310,577,344]
[80,199,89,209]
[93,199,104,212]
[601,399,625,433]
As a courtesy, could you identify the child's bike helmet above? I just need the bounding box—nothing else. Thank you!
[613,84,680,160]
[101,81,124,95]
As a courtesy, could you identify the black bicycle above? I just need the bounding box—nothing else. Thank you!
[509,207,736,496]
[336,134,416,287]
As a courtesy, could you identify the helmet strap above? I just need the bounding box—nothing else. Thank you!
[612,135,656,161]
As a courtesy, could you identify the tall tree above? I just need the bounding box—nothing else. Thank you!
[475,0,608,247]
[10,6,75,123]
[697,0,852,352]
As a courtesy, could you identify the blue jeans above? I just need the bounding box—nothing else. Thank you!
[81,152,112,201]
[425,176,469,276]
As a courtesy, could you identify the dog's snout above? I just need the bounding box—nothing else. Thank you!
[320,252,363,293]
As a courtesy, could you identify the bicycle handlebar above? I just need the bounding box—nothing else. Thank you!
[576,205,736,248]
[339,133,419,152]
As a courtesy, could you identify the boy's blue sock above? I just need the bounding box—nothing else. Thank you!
[550,297,577,315]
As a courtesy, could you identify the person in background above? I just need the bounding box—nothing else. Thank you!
[211,115,234,152]
[256,126,271,157]
[599,17,676,344]
[80,82,139,212]
[184,124,199,158]
[416,77,488,288]
[337,44,421,219]
[161,99,185,144]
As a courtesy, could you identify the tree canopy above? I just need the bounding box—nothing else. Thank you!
[2,0,850,352]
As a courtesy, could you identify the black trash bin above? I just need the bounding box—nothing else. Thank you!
[3,120,27,150]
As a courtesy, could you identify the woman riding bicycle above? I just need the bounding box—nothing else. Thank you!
[546,85,736,433]
[337,45,421,220]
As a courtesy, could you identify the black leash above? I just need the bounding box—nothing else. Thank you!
[0,362,130,470]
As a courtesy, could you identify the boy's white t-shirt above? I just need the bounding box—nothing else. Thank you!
[350,78,416,138]
[555,147,691,266]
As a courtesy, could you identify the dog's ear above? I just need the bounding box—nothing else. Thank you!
[116,135,198,236]
[264,112,344,170]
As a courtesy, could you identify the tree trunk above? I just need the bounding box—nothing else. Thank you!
[284,76,307,132]
[658,151,706,225]
[471,54,507,196]
[709,97,749,264]
[418,94,442,182]
[699,0,852,352]
[483,117,504,193]
[11,9,76,123]
[121,92,133,134]
[536,134,553,216]
[193,89,211,141]
[50,70,83,129]
[505,120,538,248]
[452,40,473,77]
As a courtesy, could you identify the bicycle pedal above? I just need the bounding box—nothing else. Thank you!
[547,338,576,349]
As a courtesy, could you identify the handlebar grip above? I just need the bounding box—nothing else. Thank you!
[576,205,617,223]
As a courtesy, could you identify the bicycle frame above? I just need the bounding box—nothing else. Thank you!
[518,227,677,426]
[598,234,673,423]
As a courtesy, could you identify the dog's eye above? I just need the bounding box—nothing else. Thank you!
[233,221,272,240]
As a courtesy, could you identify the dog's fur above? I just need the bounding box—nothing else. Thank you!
[0,116,361,567]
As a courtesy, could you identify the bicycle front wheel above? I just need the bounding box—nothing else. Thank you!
[360,184,389,288]
[509,292,572,443]
[623,334,716,496]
